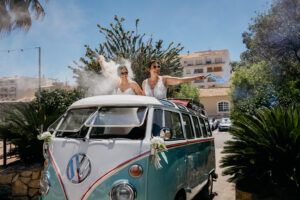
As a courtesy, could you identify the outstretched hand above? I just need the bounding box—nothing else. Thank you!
[196,75,206,80]
[97,56,105,70]
[97,56,102,63]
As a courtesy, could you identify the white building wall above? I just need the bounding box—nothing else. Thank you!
[180,50,231,88]
[0,76,66,101]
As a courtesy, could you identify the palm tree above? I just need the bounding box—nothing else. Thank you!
[0,102,61,163]
[0,89,84,164]
[0,0,47,34]
[221,104,300,199]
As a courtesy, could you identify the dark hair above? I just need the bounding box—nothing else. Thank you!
[117,66,128,75]
[147,60,160,69]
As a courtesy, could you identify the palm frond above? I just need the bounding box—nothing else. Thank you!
[221,104,300,195]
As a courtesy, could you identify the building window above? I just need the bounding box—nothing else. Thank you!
[206,58,212,64]
[186,69,191,74]
[207,67,213,72]
[187,62,193,66]
[194,68,203,74]
[218,101,230,113]
[198,85,205,88]
[214,66,222,72]
[215,57,222,64]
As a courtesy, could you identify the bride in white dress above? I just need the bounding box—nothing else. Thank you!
[97,56,143,95]
[142,60,206,99]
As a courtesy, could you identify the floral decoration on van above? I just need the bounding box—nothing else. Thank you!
[37,131,52,142]
[150,137,168,169]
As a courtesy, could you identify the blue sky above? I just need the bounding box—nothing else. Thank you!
[0,0,270,84]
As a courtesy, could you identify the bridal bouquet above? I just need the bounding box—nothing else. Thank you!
[37,131,52,143]
[150,137,168,169]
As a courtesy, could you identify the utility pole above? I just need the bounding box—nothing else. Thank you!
[37,47,43,134]
[37,47,41,100]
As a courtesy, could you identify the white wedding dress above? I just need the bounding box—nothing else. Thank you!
[115,87,135,95]
[145,76,167,99]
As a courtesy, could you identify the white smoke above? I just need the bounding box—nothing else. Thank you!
[79,56,134,97]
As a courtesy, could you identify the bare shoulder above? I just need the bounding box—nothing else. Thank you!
[129,80,140,88]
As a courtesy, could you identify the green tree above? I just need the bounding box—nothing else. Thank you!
[69,16,184,86]
[231,0,300,116]
[34,88,84,115]
[221,104,300,199]
[0,89,83,164]
[230,62,278,117]
[0,0,47,35]
[170,83,200,102]
[240,0,300,82]
[241,0,300,67]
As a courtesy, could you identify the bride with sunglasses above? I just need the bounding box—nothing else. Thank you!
[97,56,143,95]
[142,60,206,99]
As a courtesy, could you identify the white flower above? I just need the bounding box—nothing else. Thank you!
[150,137,166,150]
[37,131,52,142]
[150,136,164,145]
[150,137,168,170]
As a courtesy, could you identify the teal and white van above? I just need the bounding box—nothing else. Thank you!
[40,95,217,200]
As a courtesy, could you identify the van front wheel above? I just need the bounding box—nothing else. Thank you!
[201,174,213,200]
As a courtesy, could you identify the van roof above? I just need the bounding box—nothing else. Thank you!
[70,95,163,108]
[69,95,207,118]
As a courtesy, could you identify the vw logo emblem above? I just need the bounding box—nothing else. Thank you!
[66,153,91,184]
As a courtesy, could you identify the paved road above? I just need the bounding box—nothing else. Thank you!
[212,130,235,200]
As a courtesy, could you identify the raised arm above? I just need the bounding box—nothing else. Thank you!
[163,75,205,86]
[97,56,119,84]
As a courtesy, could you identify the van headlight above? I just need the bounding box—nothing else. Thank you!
[110,182,136,200]
[40,172,51,195]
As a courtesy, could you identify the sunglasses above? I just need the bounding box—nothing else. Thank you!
[120,71,128,75]
[153,65,160,69]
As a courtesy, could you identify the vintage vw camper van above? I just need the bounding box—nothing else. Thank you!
[40,95,217,200]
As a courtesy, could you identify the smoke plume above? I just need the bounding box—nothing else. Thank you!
[79,56,134,97]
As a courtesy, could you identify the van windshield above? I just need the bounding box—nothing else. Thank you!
[87,107,148,140]
[85,107,147,127]
[49,107,97,132]
[52,106,148,139]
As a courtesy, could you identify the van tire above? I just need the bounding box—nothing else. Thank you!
[175,189,186,200]
[201,174,213,200]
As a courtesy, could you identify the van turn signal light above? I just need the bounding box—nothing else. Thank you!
[129,165,143,178]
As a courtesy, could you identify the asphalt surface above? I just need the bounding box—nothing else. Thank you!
[212,130,235,200]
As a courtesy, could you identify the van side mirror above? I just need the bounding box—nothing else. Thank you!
[160,127,171,140]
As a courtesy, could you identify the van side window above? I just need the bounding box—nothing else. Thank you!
[152,109,163,136]
[192,116,202,138]
[199,118,208,137]
[205,119,212,136]
[164,111,184,140]
[182,114,195,139]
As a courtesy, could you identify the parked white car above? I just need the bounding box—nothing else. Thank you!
[218,118,232,132]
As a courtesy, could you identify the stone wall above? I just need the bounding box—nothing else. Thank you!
[0,164,43,200]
